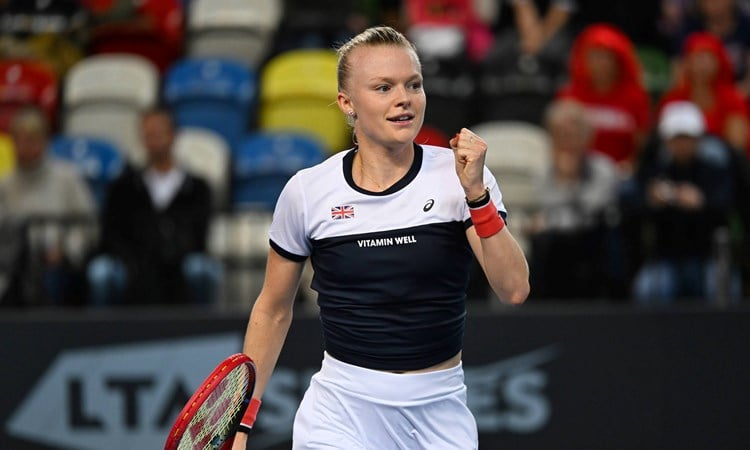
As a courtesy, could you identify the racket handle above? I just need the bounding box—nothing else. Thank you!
[238,398,262,434]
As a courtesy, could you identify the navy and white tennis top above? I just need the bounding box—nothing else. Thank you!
[269,143,506,371]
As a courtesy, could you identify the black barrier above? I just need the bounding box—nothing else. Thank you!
[1,304,749,449]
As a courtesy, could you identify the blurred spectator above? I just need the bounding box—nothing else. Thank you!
[623,101,741,305]
[473,0,575,124]
[557,23,652,174]
[658,0,689,48]
[87,107,221,306]
[492,0,577,57]
[404,0,495,63]
[664,0,750,95]
[660,31,750,154]
[527,99,624,300]
[0,106,96,305]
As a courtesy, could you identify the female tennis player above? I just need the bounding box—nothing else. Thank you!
[233,25,530,449]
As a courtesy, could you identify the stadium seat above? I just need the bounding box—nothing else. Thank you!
[164,57,257,151]
[232,132,326,210]
[87,0,184,73]
[207,209,272,307]
[187,0,283,69]
[174,127,231,211]
[62,54,159,166]
[49,135,125,209]
[23,34,85,78]
[88,23,181,74]
[258,49,347,154]
[0,60,58,133]
[471,120,550,254]
[0,133,15,180]
[471,120,550,207]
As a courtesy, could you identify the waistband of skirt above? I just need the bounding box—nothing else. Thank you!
[314,351,466,406]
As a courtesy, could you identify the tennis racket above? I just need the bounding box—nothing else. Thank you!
[164,353,256,450]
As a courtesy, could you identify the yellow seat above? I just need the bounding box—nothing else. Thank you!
[258,49,349,154]
[0,133,16,179]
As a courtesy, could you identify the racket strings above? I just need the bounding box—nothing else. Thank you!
[177,365,251,450]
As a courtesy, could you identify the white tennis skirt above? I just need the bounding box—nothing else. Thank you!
[292,352,478,450]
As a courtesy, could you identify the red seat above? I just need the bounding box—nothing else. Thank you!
[87,0,183,73]
[0,60,58,132]
[89,23,182,73]
[406,0,474,26]
[136,0,184,45]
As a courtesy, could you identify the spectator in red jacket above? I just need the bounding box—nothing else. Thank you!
[660,31,750,154]
[557,23,651,174]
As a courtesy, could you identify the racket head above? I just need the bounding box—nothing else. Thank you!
[164,353,256,450]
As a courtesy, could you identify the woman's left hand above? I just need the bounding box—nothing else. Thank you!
[449,128,488,200]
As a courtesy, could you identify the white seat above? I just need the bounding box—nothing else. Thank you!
[208,210,272,264]
[188,32,273,69]
[187,0,283,68]
[188,0,282,30]
[63,54,159,166]
[174,127,231,210]
[472,121,551,257]
[63,54,158,108]
[207,210,273,309]
[471,120,550,209]
[64,106,145,166]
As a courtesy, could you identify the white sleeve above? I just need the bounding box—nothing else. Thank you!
[268,174,311,261]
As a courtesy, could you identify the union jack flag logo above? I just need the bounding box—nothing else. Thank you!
[331,205,355,220]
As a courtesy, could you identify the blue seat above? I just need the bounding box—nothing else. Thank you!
[232,132,326,210]
[50,136,125,209]
[164,58,257,150]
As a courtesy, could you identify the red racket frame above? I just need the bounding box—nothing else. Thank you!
[164,353,256,450]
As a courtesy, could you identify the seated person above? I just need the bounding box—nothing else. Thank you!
[527,99,623,300]
[87,107,221,306]
[625,101,741,304]
[659,31,750,155]
[0,106,96,305]
[557,23,651,174]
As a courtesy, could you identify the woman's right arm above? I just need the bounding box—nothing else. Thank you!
[232,247,305,449]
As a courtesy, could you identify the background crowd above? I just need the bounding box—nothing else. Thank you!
[0,0,748,308]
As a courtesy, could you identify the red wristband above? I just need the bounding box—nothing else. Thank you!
[469,200,504,238]
[238,398,261,433]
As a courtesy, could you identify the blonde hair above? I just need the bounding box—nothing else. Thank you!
[336,26,420,92]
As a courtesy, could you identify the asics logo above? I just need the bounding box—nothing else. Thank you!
[423,199,435,212]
